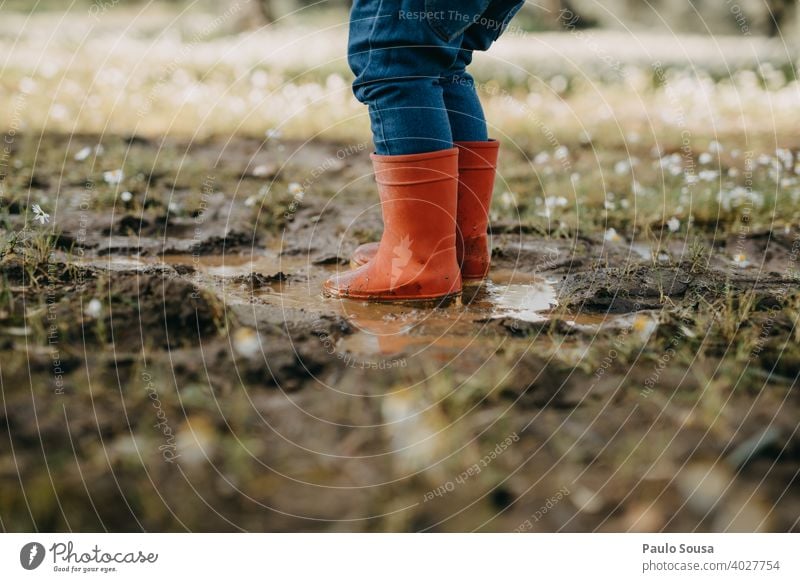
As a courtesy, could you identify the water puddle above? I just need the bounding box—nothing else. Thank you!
[75,252,309,276]
[78,252,658,357]
[629,242,671,263]
[0,326,32,337]
[157,253,309,277]
[566,310,660,337]
[630,243,653,261]
[466,272,558,323]
[77,256,150,271]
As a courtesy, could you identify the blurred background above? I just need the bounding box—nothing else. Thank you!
[1,0,798,147]
[10,0,800,34]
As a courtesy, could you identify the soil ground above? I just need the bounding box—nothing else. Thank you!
[1,133,799,532]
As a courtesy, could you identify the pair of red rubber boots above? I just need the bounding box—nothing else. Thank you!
[323,140,499,301]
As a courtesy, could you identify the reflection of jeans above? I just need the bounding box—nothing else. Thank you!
[348,0,524,155]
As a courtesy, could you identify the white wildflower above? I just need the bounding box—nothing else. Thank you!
[544,196,568,209]
[31,204,50,225]
[50,104,68,120]
[19,77,36,94]
[120,191,133,203]
[604,228,622,242]
[550,75,568,93]
[250,70,269,88]
[667,217,680,233]
[534,151,550,165]
[85,298,102,319]
[252,164,272,177]
[733,253,750,268]
[103,169,124,185]
[699,152,713,165]
[776,148,793,169]
[718,187,765,211]
[233,328,261,358]
[632,314,658,342]
[74,146,92,161]
[660,153,682,169]
[500,191,517,209]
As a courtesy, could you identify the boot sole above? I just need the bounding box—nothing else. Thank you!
[349,258,488,282]
[323,287,462,306]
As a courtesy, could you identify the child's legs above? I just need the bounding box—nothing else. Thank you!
[440,56,487,142]
[440,0,526,141]
[348,1,465,155]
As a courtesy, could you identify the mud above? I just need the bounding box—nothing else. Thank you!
[1,134,799,532]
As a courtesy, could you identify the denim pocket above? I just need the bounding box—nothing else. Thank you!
[424,0,493,42]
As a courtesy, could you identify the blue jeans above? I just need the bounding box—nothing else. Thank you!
[348,0,525,155]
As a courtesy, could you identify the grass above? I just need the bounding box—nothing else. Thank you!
[0,4,797,144]
[1,3,799,533]
[1,3,798,241]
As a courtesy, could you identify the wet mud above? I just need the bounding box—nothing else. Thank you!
[1,134,799,532]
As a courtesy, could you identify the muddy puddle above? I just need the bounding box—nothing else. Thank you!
[76,253,659,358]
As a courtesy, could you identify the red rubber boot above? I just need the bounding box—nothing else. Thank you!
[323,148,462,301]
[350,140,499,280]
